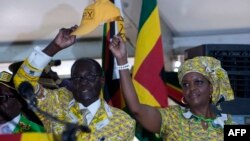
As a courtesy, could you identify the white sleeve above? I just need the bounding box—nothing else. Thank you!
[27,46,52,70]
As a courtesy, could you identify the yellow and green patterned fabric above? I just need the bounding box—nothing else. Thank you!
[37,87,135,140]
[13,114,45,133]
[158,105,233,141]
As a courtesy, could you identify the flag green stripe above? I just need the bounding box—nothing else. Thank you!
[138,0,157,31]
[102,23,108,67]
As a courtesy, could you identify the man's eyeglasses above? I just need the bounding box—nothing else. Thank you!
[71,73,100,83]
[0,95,16,103]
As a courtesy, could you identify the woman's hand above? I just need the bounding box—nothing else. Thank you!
[109,35,128,65]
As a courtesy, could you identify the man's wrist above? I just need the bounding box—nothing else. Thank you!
[43,41,61,57]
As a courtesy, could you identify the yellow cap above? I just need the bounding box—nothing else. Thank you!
[72,0,121,36]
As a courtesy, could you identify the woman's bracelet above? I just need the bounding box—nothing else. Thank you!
[116,63,131,70]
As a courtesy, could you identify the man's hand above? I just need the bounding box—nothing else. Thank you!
[43,25,78,56]
[53,25,78,49]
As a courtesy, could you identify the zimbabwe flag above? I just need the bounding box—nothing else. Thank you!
[132,0,168,108]
[102,0,126,109]
[162,71,183,105]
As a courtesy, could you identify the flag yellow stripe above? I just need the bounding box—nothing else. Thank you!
[21,133,54,141]
[133,7,161,74]
[133,79,160,107]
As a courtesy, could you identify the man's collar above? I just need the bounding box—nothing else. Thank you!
[79,99,101,116]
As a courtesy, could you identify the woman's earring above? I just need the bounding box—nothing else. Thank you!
[181,97,187,105]
[209,95,212,103]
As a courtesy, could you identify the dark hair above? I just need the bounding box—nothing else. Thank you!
[72,58,103,76]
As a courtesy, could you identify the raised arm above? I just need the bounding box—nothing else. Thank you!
[109,36,162,133]
[14,26,77,93]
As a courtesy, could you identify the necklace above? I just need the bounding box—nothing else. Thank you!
[192,114,214,123]
[192,114,214,130]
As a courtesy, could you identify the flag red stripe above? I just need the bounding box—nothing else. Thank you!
[0,133,21,141]
[134,37,167,107]
[166,84,182,103]
[111,89,122,107]
[103,29,111,71]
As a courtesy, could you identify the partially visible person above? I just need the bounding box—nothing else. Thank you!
[109,35,235,141]
[0,71,45,134]
[39,59,74,91]
[9,60,73,91]
[13,26,135,140]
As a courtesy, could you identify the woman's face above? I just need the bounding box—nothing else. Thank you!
[181,72,213,108]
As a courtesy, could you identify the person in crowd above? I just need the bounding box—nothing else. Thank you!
[9,60,73,91]
[109,35,235,141]
[0,71,45,134]
[13,26,135,140]
[40,60,74,91]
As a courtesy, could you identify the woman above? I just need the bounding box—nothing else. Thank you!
[109,36,234,140]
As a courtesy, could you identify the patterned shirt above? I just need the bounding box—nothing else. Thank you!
[159,105,233,141]
[13,114,45,133]
[36,87,135,140]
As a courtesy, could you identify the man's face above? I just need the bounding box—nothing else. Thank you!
[0,83,22,124]
[71,60,103,106]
